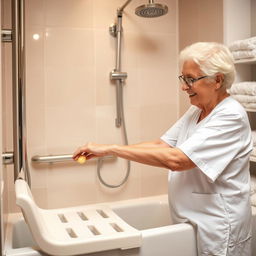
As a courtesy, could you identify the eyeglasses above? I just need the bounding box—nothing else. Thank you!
[178,75,209,87]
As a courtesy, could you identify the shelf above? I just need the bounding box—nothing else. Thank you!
[234,57,256,64]
[245,108,256,113]
[251,155,256,162]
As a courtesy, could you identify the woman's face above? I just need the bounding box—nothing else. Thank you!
[180,60,217,110]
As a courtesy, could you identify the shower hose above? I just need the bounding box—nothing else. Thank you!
[97,82,131,188]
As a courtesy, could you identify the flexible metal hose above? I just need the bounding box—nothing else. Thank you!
[97,81,131,188]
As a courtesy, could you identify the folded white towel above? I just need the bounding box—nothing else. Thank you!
[232,49,256,60]
[228,82,256,96]
[231,94,256,103]
[240,102,256,110]
[229,37,256,51]
[251,193,256,207]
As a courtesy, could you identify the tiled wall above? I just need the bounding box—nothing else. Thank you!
[178,0,224,115]
[5,0,179,211]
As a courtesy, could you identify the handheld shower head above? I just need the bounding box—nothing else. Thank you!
[135,0,168,18]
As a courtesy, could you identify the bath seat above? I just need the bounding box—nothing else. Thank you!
[15,179,142,256]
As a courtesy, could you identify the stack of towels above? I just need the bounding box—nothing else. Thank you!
[228,81,256,110]
[229,37,256,60]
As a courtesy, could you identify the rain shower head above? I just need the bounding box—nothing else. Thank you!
[135,0,168,18]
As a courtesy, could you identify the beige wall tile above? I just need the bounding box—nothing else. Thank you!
[140,104,178,141]
[141,165,168,196]
[26,0,45,26]
[46,183,98,209]
[45,0,93,28]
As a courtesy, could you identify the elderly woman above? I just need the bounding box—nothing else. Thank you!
[73,42,252,255]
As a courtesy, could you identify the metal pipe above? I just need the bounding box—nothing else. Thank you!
[114,15,124,128]
[12,0,31,185]
[115,80,122,127]
[118,0,133,13]
[31,154,116,164]
[12,0,22,181]
[115,15,122,71]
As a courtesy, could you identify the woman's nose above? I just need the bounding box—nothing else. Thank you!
[181,83,190,91]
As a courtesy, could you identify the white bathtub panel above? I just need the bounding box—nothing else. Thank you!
[141,224,197,256]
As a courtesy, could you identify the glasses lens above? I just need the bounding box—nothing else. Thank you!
[179,76,192,86]
[178,76,184,83]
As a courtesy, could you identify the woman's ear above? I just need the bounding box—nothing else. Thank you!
[215,74,224,89]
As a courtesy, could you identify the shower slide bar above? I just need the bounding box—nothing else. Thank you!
[31,154,116,164]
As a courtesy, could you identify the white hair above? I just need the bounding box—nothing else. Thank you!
[179,42,236,89]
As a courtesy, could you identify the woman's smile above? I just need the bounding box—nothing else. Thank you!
[188,92,197,97]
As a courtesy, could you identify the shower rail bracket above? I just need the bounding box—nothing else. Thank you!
[110,70,127,82]
[1,29,12,42]
[2,152,14,165]
[109,24,117,37]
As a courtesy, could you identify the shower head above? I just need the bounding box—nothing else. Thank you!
[135,0,168,18]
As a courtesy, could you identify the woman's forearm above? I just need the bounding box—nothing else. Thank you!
[108,144,195,171]
[131,139,171,148]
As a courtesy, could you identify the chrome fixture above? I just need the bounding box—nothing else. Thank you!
[31,154,116,164]
[1,29,12,42]
[98,0,169,189]
[110,70,127,81]
[12,0,31,186]
[2,152,14,165]
[135,0,168,18]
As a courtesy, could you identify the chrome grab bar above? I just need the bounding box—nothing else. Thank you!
[31,154,116,164]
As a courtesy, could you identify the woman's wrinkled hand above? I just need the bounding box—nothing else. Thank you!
[72,142,114,161]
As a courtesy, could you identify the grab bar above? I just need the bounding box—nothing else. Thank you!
[31,154,116,164]
[12,0,31,185]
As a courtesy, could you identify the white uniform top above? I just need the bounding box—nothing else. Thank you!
[161,97,252,256]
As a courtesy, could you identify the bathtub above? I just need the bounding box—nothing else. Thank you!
[4,194,197,256]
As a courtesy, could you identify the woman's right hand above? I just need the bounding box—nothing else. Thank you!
[72,142,115,161]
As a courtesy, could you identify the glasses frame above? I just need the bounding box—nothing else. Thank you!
[178,75,209,87]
